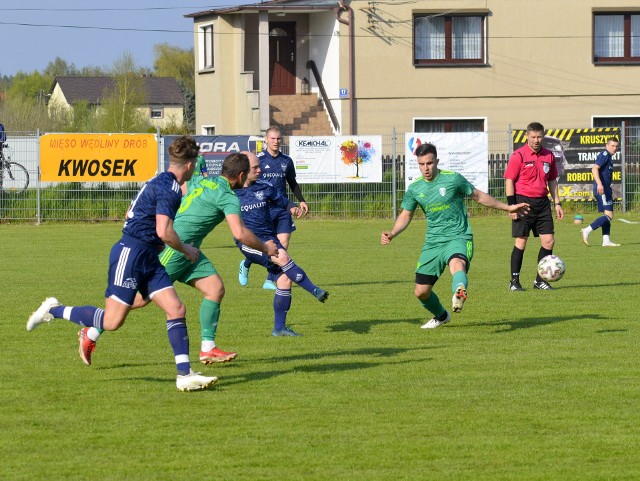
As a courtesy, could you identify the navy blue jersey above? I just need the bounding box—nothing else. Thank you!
[122,171,182,247]
[257,150,297,214]
[594,148,615,192]
[236,179,292,239]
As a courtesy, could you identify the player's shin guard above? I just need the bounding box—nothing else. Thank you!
[200,299,220,342]
[419,292,446,318]
[273,289,292,331]
[510,247,524,279]
[281,260,317,294]
[167,319,191,375]
[536,247,553,282]
[50,305,105,330]
[452,271,468,293]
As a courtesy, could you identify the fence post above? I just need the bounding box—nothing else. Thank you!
[621,121,626,213]
[392,127,397,220]
[36,129,41,225]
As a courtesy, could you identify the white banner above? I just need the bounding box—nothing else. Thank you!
[404,132,489,192]
[290,135,383,183]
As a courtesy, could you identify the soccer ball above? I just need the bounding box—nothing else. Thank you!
[537,255,566,282]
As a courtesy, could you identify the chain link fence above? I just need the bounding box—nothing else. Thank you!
[1,128,639,223]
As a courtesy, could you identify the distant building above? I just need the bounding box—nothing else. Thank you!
[48,76,185,129]
[185,0,640,137]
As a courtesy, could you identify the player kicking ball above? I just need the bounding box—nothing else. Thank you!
[381,143,529,329]
[234,151,328,336]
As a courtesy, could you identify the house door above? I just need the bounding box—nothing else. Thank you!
[269,22,296,95]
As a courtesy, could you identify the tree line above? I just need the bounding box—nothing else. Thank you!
[0,44,194,134]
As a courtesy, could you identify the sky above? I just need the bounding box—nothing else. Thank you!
[0,1,243,77]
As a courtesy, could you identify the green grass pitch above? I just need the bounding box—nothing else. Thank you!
[2,214,639,480]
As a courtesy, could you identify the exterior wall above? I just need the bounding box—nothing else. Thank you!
[344,0,640,133]
[309,11,341,133]
[148,106,184,129]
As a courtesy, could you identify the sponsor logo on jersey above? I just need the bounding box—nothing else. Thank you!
[439,187,447,197]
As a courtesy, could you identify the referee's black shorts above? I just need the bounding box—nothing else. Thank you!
[512,195,554,238]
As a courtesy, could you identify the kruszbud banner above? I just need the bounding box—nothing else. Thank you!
[164,135,261,176]
[405,132,489,192]
[512,127,621,201]
[289,136,383,183]
[40,133,158,182]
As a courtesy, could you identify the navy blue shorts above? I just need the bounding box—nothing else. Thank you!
[595,191,614,212]
[270,208,296,235]
[105,237,173,306]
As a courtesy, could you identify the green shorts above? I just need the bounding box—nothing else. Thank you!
[159,247,218,285]
[416,238,474,277]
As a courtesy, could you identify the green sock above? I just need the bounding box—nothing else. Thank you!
[200,299,220,342]
[452,271,468,293]
[419,292,446,317]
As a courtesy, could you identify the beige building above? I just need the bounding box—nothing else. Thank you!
[186,0,640,137]
[48,76,185,130]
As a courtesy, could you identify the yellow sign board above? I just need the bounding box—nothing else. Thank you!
[40,133,158,182]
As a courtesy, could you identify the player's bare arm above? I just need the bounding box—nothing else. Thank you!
[592,164,604,195]
[547,179,564,220]
[381,209,414,245]
[226,213,279,257]
[505,178,520,220]
[156,214,200,262]
[470,189,530,216]
[288,202,302,218]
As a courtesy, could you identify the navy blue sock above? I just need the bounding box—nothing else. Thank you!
[281,260,317,294]
[243,259,252,269]
[273,289,292,331]
[50,305,104,329]
[166,319,191,375]
[590,215,610,232]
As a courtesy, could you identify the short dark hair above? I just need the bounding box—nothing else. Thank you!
[414,142,437,158]
[168,136,199,165]
[607,137,619,144]
[221,153,250,178]
[526,122,545,133]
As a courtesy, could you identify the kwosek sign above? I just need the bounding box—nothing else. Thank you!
[40,133,158,182]
[512,127,621,201]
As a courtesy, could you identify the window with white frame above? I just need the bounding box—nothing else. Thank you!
[202,125,215,135]
[414,14,486,66]
[594,13,640,63]
[199,24,214,70]
[150,108,163,119]
[414,118,485,133]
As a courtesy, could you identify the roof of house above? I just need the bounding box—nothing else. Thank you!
[51,76,185,105]
[185,0,338,17]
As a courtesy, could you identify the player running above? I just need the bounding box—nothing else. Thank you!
[381,142,529,329]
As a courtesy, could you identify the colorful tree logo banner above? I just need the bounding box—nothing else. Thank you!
[289,136,383,183]
[512,127,621,201]
[404,132,489,192]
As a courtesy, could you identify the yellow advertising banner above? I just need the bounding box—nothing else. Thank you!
[40,133,158,182]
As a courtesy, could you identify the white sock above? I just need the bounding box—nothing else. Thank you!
[201,340,215,352]
[583,226,593,235]
[603,235,611,243]
[87,327,102,341]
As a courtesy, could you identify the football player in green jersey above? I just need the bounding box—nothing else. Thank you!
[381,143,529,329]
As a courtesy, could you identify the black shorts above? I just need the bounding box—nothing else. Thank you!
[512,195,554,238]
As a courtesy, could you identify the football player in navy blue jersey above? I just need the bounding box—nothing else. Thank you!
[234,151,327,336]
[238,126,309,289]
[581,137,621,247]
[27,136,217,392]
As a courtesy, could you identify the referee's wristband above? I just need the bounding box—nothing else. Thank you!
[554,202,562,206]
[507,195,517,206]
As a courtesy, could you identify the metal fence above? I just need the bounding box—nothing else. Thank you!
[1,128,639,223]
